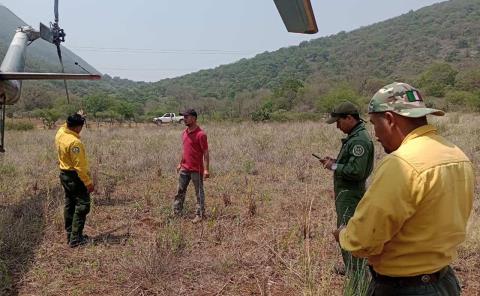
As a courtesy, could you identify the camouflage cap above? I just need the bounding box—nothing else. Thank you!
[326,101,360,124]
[368,82,445,117]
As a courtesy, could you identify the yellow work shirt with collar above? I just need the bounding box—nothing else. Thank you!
[55,124,92,186]
[339,124,474,277]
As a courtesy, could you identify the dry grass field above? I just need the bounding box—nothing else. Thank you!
[0,114,479,295]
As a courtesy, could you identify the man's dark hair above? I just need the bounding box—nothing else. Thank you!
[180,108,198,118]
[67,113,85,128]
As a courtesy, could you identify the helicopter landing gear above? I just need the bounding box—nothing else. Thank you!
[0,99,6,153]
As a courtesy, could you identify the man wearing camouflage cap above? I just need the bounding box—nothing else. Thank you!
[333,82,474,295]
[321,101,374,274]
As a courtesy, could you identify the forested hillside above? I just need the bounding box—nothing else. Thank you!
[3,0,480,123]
[145,0,480,121]
[154,0,480,98]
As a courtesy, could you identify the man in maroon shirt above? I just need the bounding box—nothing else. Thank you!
[173,109,210,223]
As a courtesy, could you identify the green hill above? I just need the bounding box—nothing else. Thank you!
[2,0,480,121]
[151,0,480,98]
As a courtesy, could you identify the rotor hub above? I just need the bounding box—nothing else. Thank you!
[52,23,66,45]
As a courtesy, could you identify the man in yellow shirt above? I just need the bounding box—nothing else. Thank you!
[55,113,95,247]
[334,82,474,295]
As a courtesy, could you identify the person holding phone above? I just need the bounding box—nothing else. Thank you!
[321,101,374,275]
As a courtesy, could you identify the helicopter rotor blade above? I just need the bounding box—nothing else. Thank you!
[54,0,59,23]
[56,43,70,103]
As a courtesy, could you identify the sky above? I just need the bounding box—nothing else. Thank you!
[0,0,445,82]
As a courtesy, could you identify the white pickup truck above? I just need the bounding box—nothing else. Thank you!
[153,113,184,124]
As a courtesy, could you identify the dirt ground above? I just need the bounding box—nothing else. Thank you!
[1,117,479,295]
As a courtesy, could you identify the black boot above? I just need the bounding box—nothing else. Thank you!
[69,234,90,248]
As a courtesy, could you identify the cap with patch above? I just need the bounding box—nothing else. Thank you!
[368,82,445,117]
[179,108,198,117]
[326,101,360,124]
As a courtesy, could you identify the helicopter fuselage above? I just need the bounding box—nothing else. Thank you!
[0,2,102,153]
[0,27,37,104]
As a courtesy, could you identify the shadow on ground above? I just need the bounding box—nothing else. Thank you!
[0,194,45,296]
[91,233,131,246]
[91,225,131,246]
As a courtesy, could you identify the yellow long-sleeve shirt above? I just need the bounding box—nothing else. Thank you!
[339,124,474,277]
[55,124,92,186]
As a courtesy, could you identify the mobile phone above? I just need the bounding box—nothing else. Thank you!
[312,153,322,160]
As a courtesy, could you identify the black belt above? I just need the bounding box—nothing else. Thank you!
[369,266,449,286]
[60,170,78,175]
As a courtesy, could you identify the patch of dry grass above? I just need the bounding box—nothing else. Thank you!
[0,115,478,295]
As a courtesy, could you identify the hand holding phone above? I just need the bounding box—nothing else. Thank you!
[313,153,328,165]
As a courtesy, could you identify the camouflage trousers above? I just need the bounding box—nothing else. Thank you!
[59,171,91,242]
[367,266,461,295]
[335,189,365,272]
[173,171,205,216]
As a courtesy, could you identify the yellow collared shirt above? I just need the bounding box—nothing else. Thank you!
[339,125,474,276]
[55,124,92,186]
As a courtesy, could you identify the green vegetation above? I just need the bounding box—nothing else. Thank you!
[2,0,480,122]
[5,120,34,131]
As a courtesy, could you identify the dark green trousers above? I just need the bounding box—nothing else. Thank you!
[59,171,91,241]
[367,266,461,295]
[335,189,365,272]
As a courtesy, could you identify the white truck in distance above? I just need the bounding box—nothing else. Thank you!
[153,113,184,124]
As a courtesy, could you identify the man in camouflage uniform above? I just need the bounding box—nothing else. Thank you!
[55,113,95,247]
[321,101,374,274]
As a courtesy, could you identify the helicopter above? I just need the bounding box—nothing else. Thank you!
[274,0,318,34]
[0,0,101,152]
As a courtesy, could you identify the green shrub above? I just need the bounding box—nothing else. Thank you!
[417,63,457,97]
[269,110,290,122]
[316,85,363,113]
[251,101,274,122]
[5,121,35,131]
[32,108,62,129]
[455,69,480,92]
[444,90,477,111]
[269,111,322,122]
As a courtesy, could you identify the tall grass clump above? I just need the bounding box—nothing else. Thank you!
[5,121,35,131]
[343,262,371,296]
